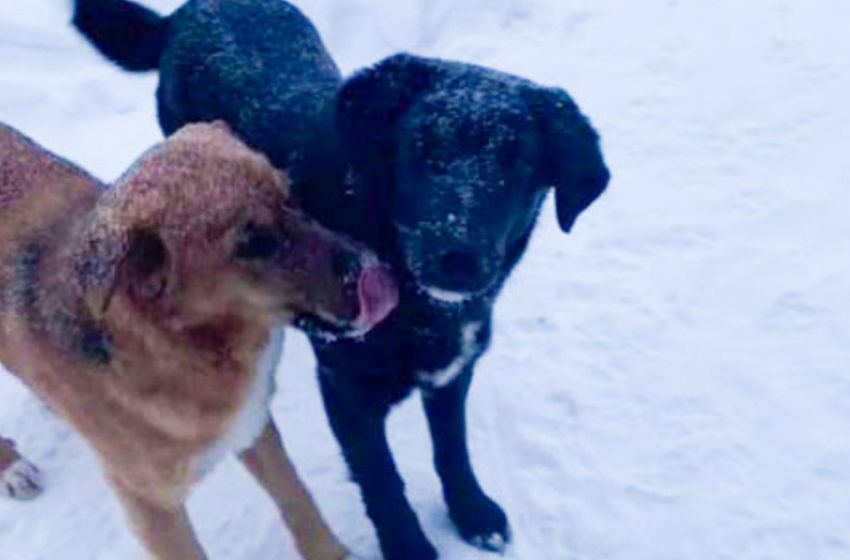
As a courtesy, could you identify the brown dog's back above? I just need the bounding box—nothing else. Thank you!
[0,125,104,375]
[0,124,102,272]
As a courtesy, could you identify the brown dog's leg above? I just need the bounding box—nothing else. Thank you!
[240,421,349,560]
[0,437,43,500]
[113,483,207,560]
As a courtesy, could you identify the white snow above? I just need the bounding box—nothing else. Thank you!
[1,0,849,559]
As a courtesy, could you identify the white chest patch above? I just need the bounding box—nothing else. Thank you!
[193,328,285,477]
[424,286,474,304]
[417,321,482,391]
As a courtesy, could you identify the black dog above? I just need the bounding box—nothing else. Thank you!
[74,1,610,558]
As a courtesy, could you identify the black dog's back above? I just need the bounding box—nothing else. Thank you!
[74,0,341,182]
[74,0,339,85]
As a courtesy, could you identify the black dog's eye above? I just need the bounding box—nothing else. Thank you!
[235,223,280,260]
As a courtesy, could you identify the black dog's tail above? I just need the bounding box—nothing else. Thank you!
[73,0,168,72]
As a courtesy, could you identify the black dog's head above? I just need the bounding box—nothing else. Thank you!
[338,54,609,302]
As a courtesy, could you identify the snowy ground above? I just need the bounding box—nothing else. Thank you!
[1,0,849,559]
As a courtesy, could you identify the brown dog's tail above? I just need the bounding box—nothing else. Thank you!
[72,0,168,72]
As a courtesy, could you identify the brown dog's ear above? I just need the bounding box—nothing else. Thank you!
[81,225,170,317]
[524,86,610,233]
[170,119,234,143]
[122,227,169,303]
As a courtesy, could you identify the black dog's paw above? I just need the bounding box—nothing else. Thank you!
[380,529,439,560]
[449,492,511,553]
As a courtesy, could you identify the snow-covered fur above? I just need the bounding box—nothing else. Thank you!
[72,2,609,559]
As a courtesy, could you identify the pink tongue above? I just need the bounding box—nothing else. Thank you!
[356,266,399,330]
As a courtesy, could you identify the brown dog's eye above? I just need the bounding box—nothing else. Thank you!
[235,223,279,260]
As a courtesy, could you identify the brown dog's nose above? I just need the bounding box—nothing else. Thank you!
[332,250,362,283]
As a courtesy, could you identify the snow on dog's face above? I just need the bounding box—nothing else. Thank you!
[78,122,397,337]
[393,91,543,300]
[339,55,609,303]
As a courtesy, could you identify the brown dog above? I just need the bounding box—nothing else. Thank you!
[0,437,42,500]
[0,121,397,559]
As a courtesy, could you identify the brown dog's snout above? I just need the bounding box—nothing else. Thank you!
[282,215,398,334]
[330,249,398,331]
[331,250,364,287]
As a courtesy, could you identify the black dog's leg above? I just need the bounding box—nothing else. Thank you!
[423,367,510,552]
[319,371,438,560]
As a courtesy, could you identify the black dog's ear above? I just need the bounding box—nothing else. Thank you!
[524,86,610,233]
[337,53,444,167]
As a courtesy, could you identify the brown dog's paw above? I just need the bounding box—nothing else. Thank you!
[1,458,43,500]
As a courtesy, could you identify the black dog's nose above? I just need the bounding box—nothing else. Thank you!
[439,249,483,288]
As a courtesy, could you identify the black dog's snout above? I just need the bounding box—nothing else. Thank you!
[438,249,484,290]
[441,250,479,278]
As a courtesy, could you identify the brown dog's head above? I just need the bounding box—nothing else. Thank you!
[75,122,397,339]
